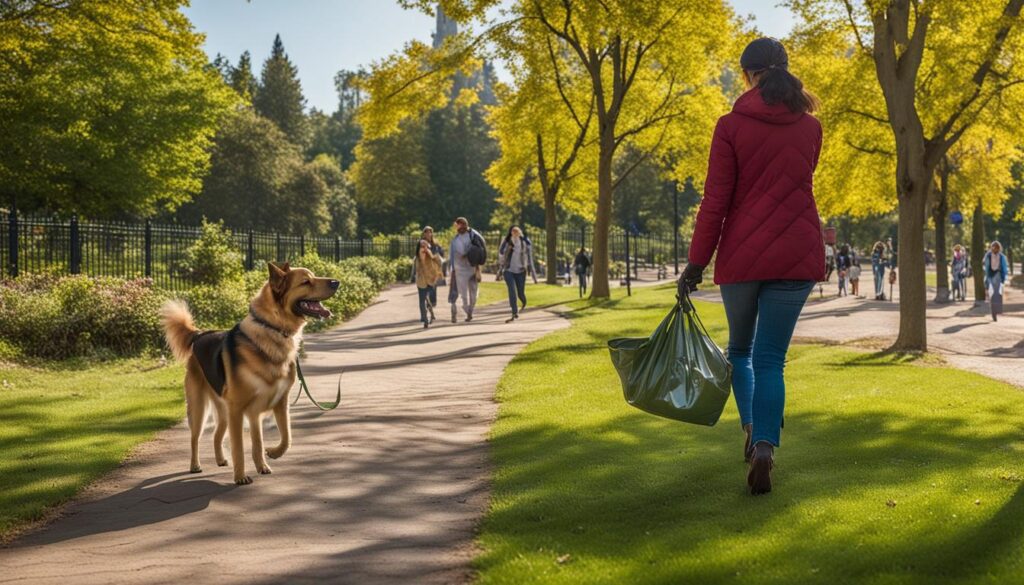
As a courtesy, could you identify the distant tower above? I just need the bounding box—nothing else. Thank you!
[432,5,458,49]
[431,3,498,105]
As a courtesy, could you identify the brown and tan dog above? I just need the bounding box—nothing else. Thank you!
[161,262,338,485]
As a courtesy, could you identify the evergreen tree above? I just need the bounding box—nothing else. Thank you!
[423,102,499,228]
[229,50,258,104]
[308,69,364,170]
[254,34,309,147]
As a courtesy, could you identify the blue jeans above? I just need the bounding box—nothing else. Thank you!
[504,270,526,315]
[873,264,886,296]
[417,285,436,323]
[720,280,815,447]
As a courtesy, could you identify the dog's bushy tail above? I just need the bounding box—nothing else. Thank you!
[160,299,197,362]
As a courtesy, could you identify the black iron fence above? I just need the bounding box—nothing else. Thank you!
[0,212,683,290]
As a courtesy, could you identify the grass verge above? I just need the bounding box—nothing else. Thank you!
[0,358,183,540]
[477,284,1024,584]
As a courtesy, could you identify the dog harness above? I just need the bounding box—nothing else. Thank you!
[191,326,244,396]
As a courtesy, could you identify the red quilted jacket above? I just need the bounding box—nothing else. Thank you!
[688,88,826,285]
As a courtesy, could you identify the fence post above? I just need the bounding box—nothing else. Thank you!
[359,238,365,257]
[7,206,18,278]
[246,229,254,271]
[334,236,341,262]
[144,219,152,278]
[69,215,81,275]
[300,234,305,257]
[275,233,282,262]
[624,229,631,297]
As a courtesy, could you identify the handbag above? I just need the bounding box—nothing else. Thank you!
[607,293,732,426]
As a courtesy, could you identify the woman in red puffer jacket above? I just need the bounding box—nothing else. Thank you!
[679,38,824,496]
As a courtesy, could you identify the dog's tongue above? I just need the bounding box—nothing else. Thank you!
[300,300,332,318]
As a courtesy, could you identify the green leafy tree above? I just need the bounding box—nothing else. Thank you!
[178,109,329,234]
[308,154,359,238]
[254,34,309,147]
[0,0,236,216]
[362,1,736,297]
[791,0,1024,350]
[424,102,500,228]
[307,69,367,170]
[349,119,435,234]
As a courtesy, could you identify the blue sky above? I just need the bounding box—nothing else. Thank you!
[182,1,797,113]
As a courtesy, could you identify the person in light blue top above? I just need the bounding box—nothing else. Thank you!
[983,240,1009,321]
[496,225,538,323]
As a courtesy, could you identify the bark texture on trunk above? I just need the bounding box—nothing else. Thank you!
[590,136,614,298]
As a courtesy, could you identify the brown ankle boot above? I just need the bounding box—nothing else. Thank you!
[743,424,753,463]
[747,441,774,495]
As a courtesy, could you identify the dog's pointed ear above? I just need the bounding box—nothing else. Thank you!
[268,262,289,298]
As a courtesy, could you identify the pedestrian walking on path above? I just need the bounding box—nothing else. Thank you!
[825,242,835,282]
[952,244,969,302]
[573,247,591,298]
[836,244,851,297]
[848,245,862,297]
[984,241,1009,321]
[871,241,887,300]
[414,237,442,328]
[681,37,824,495]
[448,217,486,323]
[496,225,538,323]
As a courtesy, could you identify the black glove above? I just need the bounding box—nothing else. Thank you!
[678,263,705,296]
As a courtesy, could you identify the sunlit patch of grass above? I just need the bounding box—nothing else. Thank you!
[477,285,1024,584]
[0,358,183,540]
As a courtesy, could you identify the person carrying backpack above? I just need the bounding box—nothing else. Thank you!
[573,247,591,298]
[448,217,486,322]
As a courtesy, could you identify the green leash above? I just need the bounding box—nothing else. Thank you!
[291,357,342,411]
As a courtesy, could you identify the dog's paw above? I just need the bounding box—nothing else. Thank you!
[190,465,202,473]
[256,464,273,475]
[266,447,286,460]
[216,458,228,467]
[234,475,253,485]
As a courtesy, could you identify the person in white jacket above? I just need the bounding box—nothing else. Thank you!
[448,217,484,322]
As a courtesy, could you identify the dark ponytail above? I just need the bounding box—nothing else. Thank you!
[740,37,820,114]
[756,67,820,114]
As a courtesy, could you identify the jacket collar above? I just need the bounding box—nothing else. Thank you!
[733,88,805,125]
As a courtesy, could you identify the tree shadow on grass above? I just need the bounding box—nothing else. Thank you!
[476,407,1024,584]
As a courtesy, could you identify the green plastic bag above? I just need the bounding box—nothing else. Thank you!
[608,294,732,426]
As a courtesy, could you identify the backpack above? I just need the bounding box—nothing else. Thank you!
[466,230,487,267]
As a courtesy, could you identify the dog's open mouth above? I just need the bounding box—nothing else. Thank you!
[296,299,332,319]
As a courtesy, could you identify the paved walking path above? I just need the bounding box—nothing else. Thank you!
[0,285,567,584]
[694,282,1024,388]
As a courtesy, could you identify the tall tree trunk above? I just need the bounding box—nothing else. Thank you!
[544,187,558,285]
[894,188,929,351]
[971,201,987,303]
[932,161,950,303]
[590,133,615,298]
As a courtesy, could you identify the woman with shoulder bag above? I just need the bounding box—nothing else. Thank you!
[679,38,824,495]
[497,226,539,323]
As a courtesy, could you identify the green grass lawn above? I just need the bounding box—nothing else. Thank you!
[478,284,1024,584]
[0,358,183,540]
[477,280,593,309]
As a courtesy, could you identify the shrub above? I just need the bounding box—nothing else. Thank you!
[0,275,166,359]
[392,257,413,283]
[176,220,244,286]
[340,256,395,289]
[182,283,248,330]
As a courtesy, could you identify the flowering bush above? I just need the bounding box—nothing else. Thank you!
[0,275,166,359]
[1,251,401,359]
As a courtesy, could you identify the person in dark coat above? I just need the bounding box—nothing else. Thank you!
[679,37,824,495]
